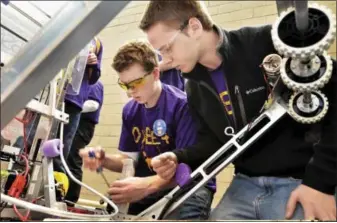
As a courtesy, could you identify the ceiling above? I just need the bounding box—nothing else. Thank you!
[1,1,67,64]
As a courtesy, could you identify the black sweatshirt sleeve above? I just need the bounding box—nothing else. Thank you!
[302,59,337,194]
[172,82,223,170]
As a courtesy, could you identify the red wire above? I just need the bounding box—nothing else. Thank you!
[14,110,33,157]
[13,196,43,221]
[12,111,32,221]
[13,204,28,221]
[18,154,29,178]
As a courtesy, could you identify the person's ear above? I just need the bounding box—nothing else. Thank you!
[187,17,203,39]
[152,67,161,81]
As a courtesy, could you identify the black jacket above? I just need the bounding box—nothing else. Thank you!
[173,24,337,194]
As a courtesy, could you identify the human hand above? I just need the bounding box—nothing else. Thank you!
[108,177,152,204]
[79,147,105,171]
[286,184,336,220]
[151,152,178,180]
[87,52,98,65]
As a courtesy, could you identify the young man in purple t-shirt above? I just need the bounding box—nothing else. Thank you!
[79,40,214,219]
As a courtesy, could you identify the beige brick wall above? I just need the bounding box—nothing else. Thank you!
[79,1,337,209]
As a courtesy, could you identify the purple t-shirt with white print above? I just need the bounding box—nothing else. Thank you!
[119,83,216,191]
[65,38,103,110]
[81,80,104,124]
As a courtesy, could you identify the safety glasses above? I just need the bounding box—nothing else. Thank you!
[117,72,152,91]
[155,19,190,57]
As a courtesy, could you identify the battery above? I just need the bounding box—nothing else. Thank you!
[1,170,18,194]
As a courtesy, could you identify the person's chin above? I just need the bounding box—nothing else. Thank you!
[179,64,193,73]
[134,97,144,103]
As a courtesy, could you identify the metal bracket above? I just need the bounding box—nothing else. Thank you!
[26,99,69,124]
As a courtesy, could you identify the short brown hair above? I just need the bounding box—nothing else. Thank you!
[139,0,213,31]
[112,40,158,73]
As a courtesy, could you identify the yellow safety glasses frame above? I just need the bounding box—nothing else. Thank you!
[117,72,152,91]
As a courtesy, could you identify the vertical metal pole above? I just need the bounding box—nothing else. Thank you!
[43,76,58,208]
[294,0,309,33]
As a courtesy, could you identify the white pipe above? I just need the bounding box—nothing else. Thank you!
[57,103,119,217]
[58,137,119,215]
[0,194,110,220]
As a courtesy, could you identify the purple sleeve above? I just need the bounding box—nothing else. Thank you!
[174,101,197,149]
[88,40,103,85]
[87,82,103,105]
[118,107,138,152]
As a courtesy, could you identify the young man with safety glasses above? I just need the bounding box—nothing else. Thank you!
[78,40,214,219]
[139,0,337,221]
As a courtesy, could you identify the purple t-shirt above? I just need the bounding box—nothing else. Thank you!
[158,54,185,91]
[210,64,234,117]
[81,80,104,124]
[65,38,103,110]
[160,69,185,92]
[119,84,216,191]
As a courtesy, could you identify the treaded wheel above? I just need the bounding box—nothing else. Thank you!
[271,3,336,60]
[280,52,333,92]
[288,91,328,124]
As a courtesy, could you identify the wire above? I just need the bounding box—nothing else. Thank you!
[15,110,33,156]
[13,196,44,221]
[12,154,30,221]
[17,154,29,178]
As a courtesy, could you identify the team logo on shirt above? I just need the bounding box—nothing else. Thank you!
[153,119,167,137]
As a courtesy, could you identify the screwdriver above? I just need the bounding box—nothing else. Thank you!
[88,149,111,205]
[97,166,110,187]
[88,150,110,187]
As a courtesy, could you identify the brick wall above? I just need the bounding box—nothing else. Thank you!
[80,1,336,208]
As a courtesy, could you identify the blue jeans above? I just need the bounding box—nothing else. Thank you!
[165,186,214,220]
[53,102,81,173]
[210,173,305,220]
